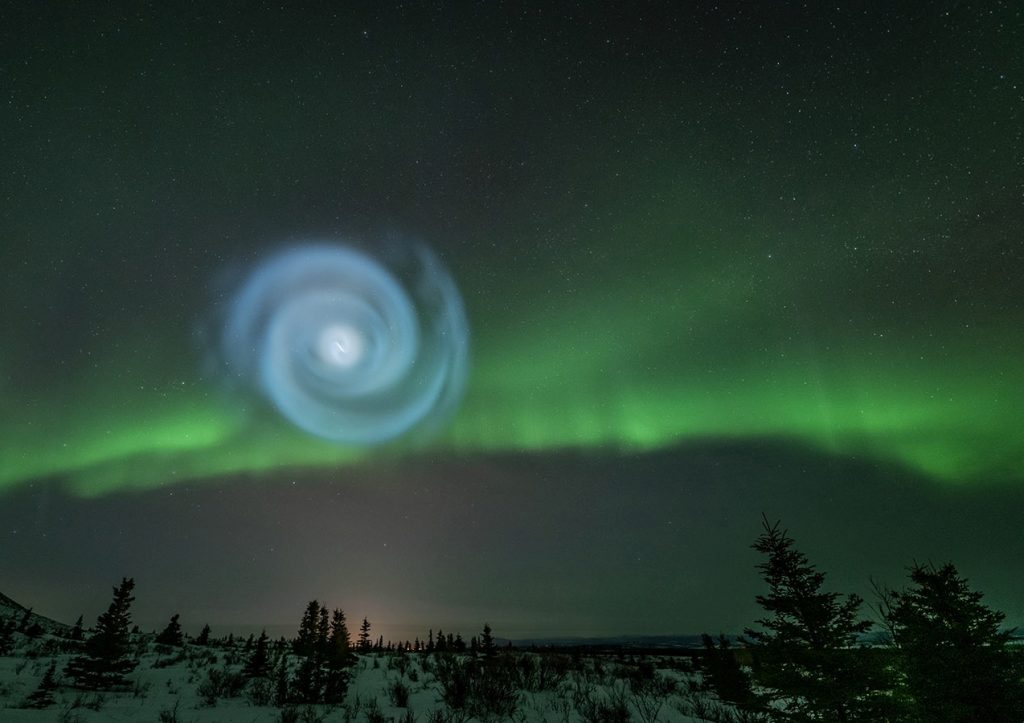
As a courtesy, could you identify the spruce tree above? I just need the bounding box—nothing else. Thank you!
[883,562,1024,722]
[701,633,759,710]
[155,613,184,646]
[70,615,84,642]
[289,601,344,703]
[480,623,496,659]
[323,609,355,703]
[358,617,371,652]
[243,630,272,678]
[317,606,330,657]
[273,653,290,706]
[24,660,58,708]
[329,609,351,659]
[195,623,211,646]
[743,518,883,721]
[64,577,138,690]
[294,600,321,657]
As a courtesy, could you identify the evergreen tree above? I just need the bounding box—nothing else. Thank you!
[294,600,321,657]
[480,623,496,659]
[329,609,352,659]
[24,660,58,709]
[291,652,323,702]
[155,613,184,647]
[358,617,372,652]
[70,615,84,642]
[64,577,138,690]
[743,518,884,721]
[18,607,32,632]
[317,606,330,657]
[883,562,1024,722]
[289,601,354,704]
[701,633,759,710]
[323,608,355,703]
[243,630,272,678]
[273,653,290,706]
[195,623,211,646]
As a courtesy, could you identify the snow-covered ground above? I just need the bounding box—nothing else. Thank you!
[0,634,734,722]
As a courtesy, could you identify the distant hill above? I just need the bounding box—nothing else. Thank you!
[0,590,71,635]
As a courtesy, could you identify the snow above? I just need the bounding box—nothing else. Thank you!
[0,634,731,722]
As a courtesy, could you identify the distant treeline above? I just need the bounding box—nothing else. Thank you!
[4,515,1023,721]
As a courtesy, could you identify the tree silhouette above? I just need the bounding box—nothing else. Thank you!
[242,629,271,678]
[155,613,184,647]
[700,633,759,711]
[358,617,371,652]
[882,562,1024,722]
[324,608,355,703]
[743,517,885,721]
[480,623,496,660]
[24,660,58,708]
[64,577,138,690]
[289,601,355,703]
[293,600,321,657]
[70,615,84,642]
[195,623,211,646]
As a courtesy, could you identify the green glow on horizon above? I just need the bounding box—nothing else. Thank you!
[1,258,1019,496]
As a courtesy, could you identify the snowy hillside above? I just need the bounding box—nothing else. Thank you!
[0,592,70,637]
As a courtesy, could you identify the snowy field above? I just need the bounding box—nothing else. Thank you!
[0,635,732,722]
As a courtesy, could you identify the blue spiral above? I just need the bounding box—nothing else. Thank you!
[221,241,469,444]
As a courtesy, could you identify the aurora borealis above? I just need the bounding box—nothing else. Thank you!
[2,3,1023,638]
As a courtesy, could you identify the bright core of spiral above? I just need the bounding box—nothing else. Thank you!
[220,241,469,444]
[318,324,364,368]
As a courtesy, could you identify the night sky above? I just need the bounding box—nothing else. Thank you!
[2,3,1022,642]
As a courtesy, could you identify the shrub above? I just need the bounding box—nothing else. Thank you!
[387,677,411,707]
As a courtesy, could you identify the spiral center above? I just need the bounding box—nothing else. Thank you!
[317,324,365,369]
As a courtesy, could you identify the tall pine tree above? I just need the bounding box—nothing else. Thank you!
[743,518,885,721]
[883,562,1024,723]
[64,577,138,690]
[480,623,496,660]
[324,608,355,703]
[243,630,272,678]
[358,617,371,652]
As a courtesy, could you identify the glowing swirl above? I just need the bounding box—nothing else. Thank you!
[221,242,469,444]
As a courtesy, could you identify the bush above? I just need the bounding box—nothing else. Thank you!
[197,667,246,706]
[246,675,275,706]
[433,654,519,719]
[387,677,411,707]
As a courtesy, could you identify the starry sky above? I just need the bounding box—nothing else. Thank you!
[2,2,1022,641]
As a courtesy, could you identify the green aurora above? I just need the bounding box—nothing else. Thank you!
[3,200,1020,495]
[1,3,1021,497]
